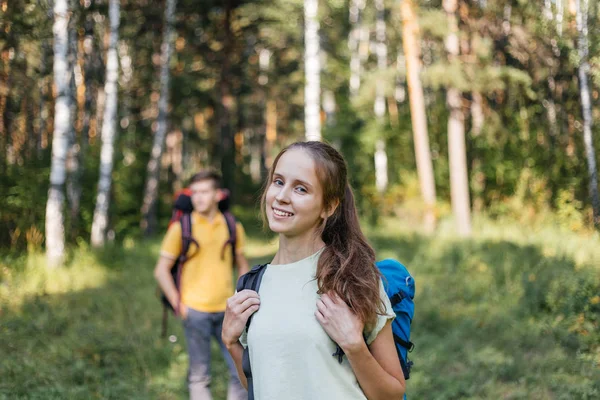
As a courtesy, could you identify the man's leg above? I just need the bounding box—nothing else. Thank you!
[213,312,247,400]
[183,308,213,400]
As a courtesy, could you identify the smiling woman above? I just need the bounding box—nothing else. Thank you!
[221,141,406,400]
[264,149,328,239]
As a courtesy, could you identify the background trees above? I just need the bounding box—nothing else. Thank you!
[0,0,597,254]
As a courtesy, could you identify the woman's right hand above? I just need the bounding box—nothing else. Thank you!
[222,290,261,348]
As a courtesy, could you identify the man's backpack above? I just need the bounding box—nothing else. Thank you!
[236,259,415,400]
[159,188,238,337]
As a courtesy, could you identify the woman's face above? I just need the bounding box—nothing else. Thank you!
[265,148,328,238]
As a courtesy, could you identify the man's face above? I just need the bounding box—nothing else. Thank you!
[189,179,220,214]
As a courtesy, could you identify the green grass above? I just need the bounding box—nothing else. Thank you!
[1,216,599,399]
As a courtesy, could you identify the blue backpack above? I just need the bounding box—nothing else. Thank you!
[377,258,415,380]
[237,258,415,400]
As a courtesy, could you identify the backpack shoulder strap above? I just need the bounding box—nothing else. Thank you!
[236,264,267,298]
[236,263,267,400]
[170,212,198,317]
[179,212,198,262]
[221,211,237,263]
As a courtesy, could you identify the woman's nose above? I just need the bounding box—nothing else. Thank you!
[275,186,291,203]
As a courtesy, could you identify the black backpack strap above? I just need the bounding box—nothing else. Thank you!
[393,333,414,352]
[236,264,268,400]
[389,290,406,307]
[177,213,198,275]
[393,333,414,379]
[221,211,237,264]
[173,213,198,316]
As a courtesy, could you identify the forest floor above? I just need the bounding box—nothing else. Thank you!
[1,215,599,399]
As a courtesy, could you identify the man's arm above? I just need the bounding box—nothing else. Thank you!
[234,222,250,277]
[154,254,187,318]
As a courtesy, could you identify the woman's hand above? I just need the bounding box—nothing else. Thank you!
[315,292,364,353]
[222,290,260,348]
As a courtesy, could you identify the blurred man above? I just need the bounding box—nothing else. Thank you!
[154,170,249,400]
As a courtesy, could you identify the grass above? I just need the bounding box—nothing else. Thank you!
[1,216,599,399]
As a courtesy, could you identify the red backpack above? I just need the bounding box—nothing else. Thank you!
[160,188,238,337]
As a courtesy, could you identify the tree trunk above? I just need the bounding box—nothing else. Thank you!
[0,41,13,171]
[401,0,437,232]
[556,0,564,35]
[219,0,236,191]
[304,0,321,141]
[374,0,388,194]
[66,2,83,237]
[140,0,176,236]
[91,0,120,247]
[443,0,471,236]
[38,40,52,158]
[80,7,96,151]
[348,0,365,96]
[93,17,107,141]
[252,48,271,184]
[265,99,277,167]
[576,0,600,228]
[46,0,71,267]
[544,0,554,21]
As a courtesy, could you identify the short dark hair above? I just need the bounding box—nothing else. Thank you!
[189,170,222,189]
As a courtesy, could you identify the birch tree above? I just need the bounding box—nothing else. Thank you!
[66,0,82,234]
[80,4,98,150]
[401,0,437,232]
[374,0,388,193]
[140,0,177,235]
[348,0,365,96]
[219,0,235,191]
[576,0,599,227]
[304,0,321,141]
[250,47,270,184]
[443,0,471,236]
[45,0,70,266]
[91,0,120,247]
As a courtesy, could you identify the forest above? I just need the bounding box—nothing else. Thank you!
[1,0,599,398]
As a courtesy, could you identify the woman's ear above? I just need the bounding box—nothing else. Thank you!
[321,199,340,219]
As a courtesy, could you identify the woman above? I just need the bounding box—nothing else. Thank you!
[222,141,406,400]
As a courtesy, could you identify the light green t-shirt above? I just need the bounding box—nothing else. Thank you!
[240,250,395,400]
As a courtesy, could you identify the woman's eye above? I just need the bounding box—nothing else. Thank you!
[274,178,283,186]
[296,186,307,193]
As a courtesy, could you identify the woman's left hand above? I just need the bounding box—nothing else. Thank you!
[315,292,364,353]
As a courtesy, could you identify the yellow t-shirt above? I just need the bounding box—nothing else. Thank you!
[160,211,246,313]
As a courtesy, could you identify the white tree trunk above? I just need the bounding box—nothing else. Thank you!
[375,139,388,193]
[252,48,270,184]
[544,0,553,21]
[304,0,321,141]
[91,0,120,247]
[140,0,176,235]
[45,0,70,267]
[373,0,388,194]
[80,8,95,148]
[576,0,600,227]
[348,0,365,96]
[374,0,387,118]
[67,4,82,229]
[401,0,437,232]
[444,0,471,236]
[556,0,564,35]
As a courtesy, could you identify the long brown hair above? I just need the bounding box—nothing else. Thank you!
[261,141,385,326]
